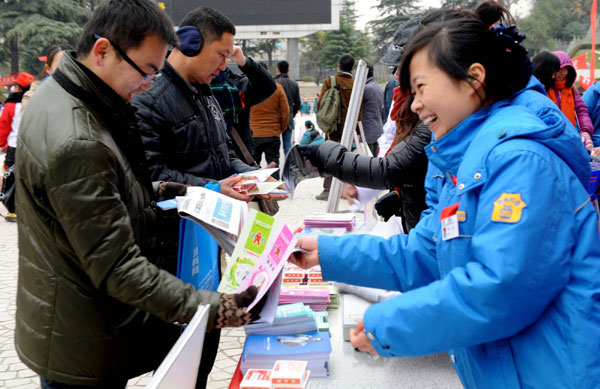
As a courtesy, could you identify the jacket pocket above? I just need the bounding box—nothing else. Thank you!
[489,340,521,388]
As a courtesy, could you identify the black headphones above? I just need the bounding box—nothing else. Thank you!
[176,26,203,57]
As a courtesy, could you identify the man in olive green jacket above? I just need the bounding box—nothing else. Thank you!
[15,1,258,387]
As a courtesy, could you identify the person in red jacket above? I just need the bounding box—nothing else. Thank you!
[0,71,34,221]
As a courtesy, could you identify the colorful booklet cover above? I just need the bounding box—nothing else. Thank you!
[218,208,299,314]
[218,209,277,294]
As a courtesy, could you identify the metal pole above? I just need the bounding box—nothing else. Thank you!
[326,60,368,212]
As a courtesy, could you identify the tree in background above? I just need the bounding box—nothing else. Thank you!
[518,0,591,54]
[242,39,281,71]
[317,0,372,70]
[369,0,418,57]
[301,31,327,83]
[0,0,92,75]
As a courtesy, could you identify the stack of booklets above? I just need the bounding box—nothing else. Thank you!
[244,303,319,336]
[279,287,330,312]
[240,332,332,378]
[303,213,355,232]
[282,264,306,287]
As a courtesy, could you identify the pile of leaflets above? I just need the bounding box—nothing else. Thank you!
[240,332,332,378]
[279,287,330,312]
[279,264,340,311]
[303,213,355,232]
[244,303,322,336]
[240,360,311,389]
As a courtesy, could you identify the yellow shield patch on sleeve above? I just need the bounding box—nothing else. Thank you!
[491,193,526,223]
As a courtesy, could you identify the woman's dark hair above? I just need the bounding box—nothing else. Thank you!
[532,51,560,92]
[400,2,531,105]
[46,44,73,67]
[78,0,177,57]
[305,120,315,129]
[180,7,236,46]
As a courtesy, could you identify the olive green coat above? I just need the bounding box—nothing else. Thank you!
[15,52,220,386]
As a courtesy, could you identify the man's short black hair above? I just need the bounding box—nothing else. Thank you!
[277,60,289,74]
[180,7,236,47]
[367,63,374,78]
[339,53,354,72]
[78,0,177,57]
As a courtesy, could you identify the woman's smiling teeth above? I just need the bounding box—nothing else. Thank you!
[422,115,437,125]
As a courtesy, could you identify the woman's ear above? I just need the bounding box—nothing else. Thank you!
[467,63,486,98]
[468,63,486,86]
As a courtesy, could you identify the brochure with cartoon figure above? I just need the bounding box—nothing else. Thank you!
[218,208,298,315]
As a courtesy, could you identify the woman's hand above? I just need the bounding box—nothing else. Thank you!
[341,184,359,204]
[350,320,378,355]
[289,236,320,269]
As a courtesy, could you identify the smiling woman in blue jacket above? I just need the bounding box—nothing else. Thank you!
[291,4,600,388]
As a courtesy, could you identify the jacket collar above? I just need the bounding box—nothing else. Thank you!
[275,74,289,80]
[160,59,214,98]
[337,71,353,78]
[56,51,134,119]
[425,103,495,178]
[54,51,154,194]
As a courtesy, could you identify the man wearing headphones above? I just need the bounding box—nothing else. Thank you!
[132,7,285,388]
[133,7,258,200]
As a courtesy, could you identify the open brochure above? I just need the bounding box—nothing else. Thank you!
[176,186,248,255]
[281,145,320,199]
[218,208,299,318]
[232,168,288,195]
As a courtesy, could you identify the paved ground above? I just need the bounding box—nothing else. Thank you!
[0,148,342,388]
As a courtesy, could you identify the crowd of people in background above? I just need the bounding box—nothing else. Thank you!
[0,0,600,388]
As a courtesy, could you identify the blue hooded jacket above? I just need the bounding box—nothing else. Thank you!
[317,100,600,388]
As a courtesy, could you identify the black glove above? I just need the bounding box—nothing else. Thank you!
[215,285,263,328]
[157,181,189,201]
[374,190,402,221]
[296,144,322,169]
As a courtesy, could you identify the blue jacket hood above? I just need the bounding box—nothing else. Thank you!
[469,103,590,190]
[428,101,590,191]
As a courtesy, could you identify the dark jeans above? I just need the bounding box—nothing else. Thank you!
[281,126,293,156]
[368,142,378,157]
[196,327,221,389]
[40,377,127,389]
[4,146,16,169]
[253,136,281,179]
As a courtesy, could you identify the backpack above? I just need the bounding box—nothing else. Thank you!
[317,75,342,134]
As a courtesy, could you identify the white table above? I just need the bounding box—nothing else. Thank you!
[311,296,463,388]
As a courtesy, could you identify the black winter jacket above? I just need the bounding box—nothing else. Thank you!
[132,60,254,186]
[316,122,430,231]
[275,73,301,131]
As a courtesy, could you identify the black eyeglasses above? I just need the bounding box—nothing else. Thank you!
[94,34,161,82]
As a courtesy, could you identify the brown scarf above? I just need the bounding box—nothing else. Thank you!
[547,79,576,126]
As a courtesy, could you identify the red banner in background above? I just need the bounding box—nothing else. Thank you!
[579,75,594,90]
[572,53,589,69]
[0,74,18,87]
[591,0,597,81]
